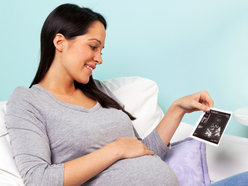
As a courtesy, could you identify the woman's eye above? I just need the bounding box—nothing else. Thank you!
[90,46,97,50]
[90,45,102,55]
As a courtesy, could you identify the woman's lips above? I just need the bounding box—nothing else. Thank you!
[85,64,94,71]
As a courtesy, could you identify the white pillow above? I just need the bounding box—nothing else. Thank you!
[0,101,7,136]
[0,102,25,186]
[102,76,164,138]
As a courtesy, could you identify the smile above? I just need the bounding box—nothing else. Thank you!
[85,65,93,71]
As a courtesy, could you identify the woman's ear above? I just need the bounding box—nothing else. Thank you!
[53,33,65,52]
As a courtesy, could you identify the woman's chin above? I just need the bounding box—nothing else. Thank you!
[79,78,90,84]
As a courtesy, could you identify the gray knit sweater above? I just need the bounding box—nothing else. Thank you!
[5,80,179,186]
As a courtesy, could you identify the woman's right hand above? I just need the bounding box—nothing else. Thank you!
[111,137,154,159]
[63,137,153,186]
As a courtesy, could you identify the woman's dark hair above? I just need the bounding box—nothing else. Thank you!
[30,3,135,120]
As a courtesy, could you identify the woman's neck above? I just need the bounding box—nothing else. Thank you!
[38,61,76,95]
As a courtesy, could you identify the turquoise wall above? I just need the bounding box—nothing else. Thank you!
[1,0,248,137]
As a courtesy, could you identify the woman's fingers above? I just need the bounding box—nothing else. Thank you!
[114,137,154,159]
[175,90,214,114]
[198,91,214,108]
[196,91,214,111]
[192,100,210,112]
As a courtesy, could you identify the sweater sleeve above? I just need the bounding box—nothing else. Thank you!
[5,87,64,186]
[142,129,171,157]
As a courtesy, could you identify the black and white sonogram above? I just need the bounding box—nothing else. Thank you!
[190,108,232,147]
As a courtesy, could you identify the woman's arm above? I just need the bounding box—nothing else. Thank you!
[6,87,154,186]
[156,91,214,146]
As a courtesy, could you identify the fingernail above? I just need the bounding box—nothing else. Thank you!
[205,107,210,112]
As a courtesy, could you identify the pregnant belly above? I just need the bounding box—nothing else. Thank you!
[84,155,179,186]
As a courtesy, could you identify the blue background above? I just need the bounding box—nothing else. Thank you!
[1,0,248,137]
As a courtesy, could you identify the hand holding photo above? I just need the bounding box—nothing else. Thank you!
[190,108,232,147]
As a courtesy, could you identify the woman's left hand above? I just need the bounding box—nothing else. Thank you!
[156,90,214,146]
[174,90,214,114]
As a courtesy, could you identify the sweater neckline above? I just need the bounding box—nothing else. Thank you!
[31,84,101,113]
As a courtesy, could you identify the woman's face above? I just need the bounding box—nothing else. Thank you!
[60,21,106,84]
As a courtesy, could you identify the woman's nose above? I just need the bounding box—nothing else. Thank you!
[93,52,103,64]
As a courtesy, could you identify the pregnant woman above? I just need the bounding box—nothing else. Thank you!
[5,3,218,186]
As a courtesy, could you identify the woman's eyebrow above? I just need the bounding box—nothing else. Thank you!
[88,38,104,48]
[88,38,101,44]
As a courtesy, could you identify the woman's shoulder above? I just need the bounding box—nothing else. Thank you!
[10,86,33,100]
[7,86,38,108]
[94,79,112,97]
[13,86,31,93]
